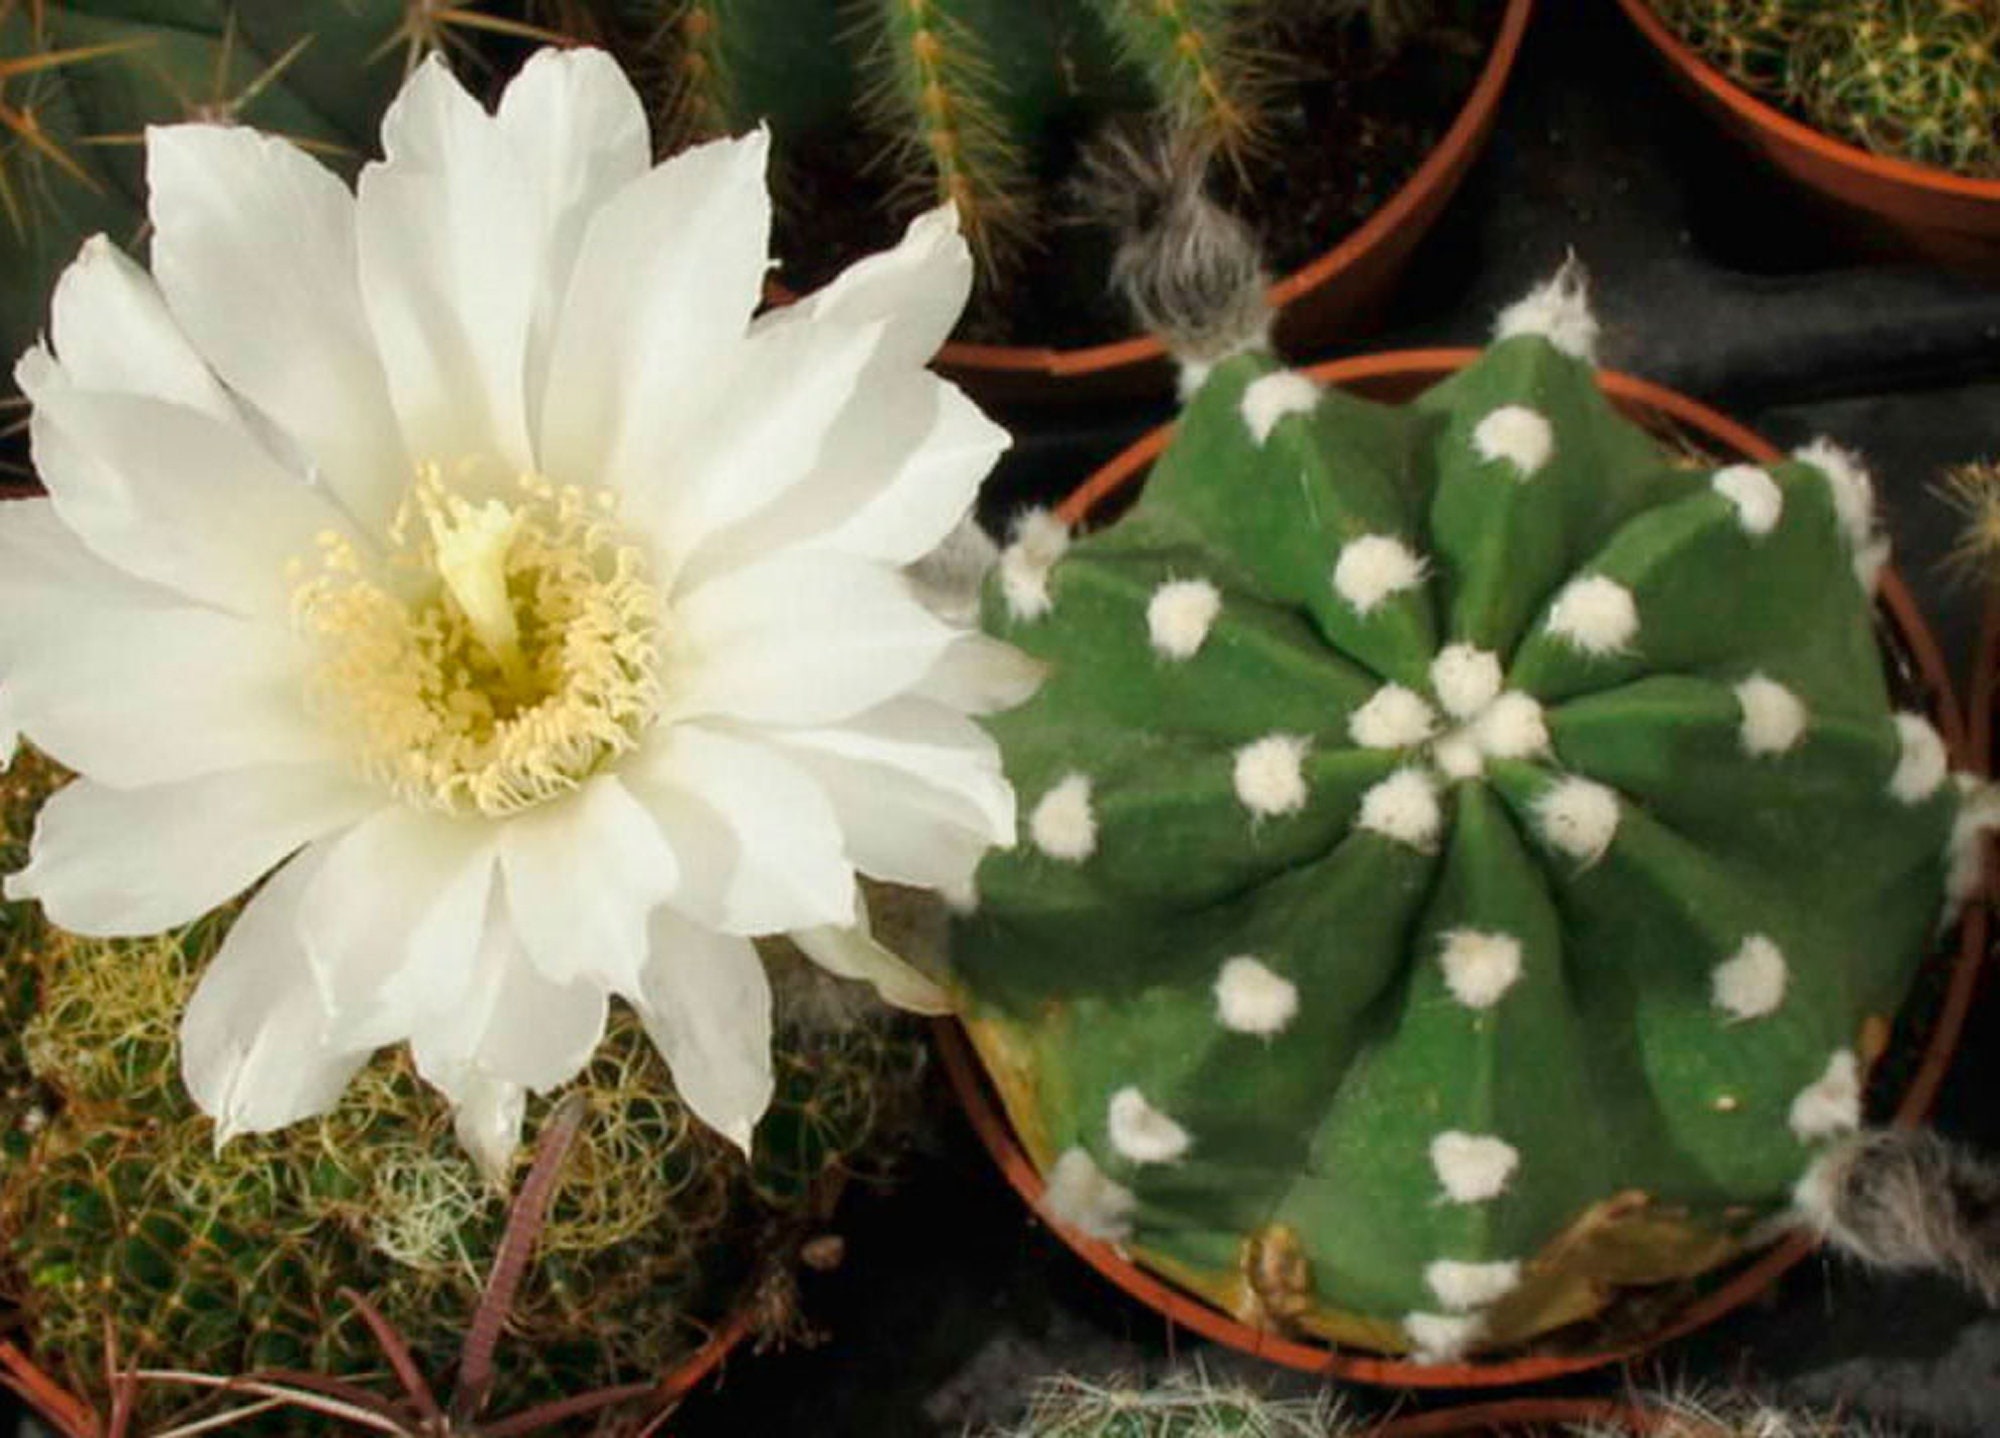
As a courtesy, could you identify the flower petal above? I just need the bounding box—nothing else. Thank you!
[789,922,950,1014]
[298,807,498,1048]
[910,633,1047,716]
[629,723,857,935]
[1,603,333,788]
[537,130,770,505]
[24,382,361,617]
[358,57,540,471]
[0,496,181,656]
[180,848,372,1144]
[770,205,971,369]
[670,552,958,727]
[146,123,406,534]
[770,698,1012,896]
[634,906,774,1152]
[5,765,375,937]
[47,235,234,418]
[409,913,607,1097]
[499,774,677,992]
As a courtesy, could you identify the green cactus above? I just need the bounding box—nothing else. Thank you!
[1653,0,2000,177]
[0,1,436,409]
[987,1372,1347,1438]
[0,749,924,1430]
[949,291,1978,1360]
[568,0,1403,276]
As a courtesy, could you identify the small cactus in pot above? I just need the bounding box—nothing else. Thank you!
[947,170,1996,1359]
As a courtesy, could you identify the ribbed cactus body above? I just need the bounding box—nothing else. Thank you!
[0,1,407,391]
[952,330,1964,1357]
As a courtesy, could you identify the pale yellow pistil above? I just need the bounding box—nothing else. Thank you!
[292,465,664,816]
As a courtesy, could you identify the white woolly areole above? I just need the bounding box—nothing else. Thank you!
[1433,733,1485,781]
[1213,955,1300,1036]
[1030,773,1097,862]
[1041,1147,1137,1243]
[1000,508,1070,622]
[1431,644,1504,720]
[1535,777,1620,866]
[1546,575,1639,656]
[1494,261,1599,361]
[1735,674,1807,757]
[1788,1050,1861,1142]
[1425,1258,1522,1312]
[1332,535,1427,616]
[1712,464,1784,537]
[1472,405,1555,478]
[1712,935,1789,1021]
[1946,777,2000,917]
[1795,438,1876,552]
[1889,713,1948,804]
[1431,1131,1520,1203]
[1146,578,1222,661]
[1438,930,1525,1010]
[1404,1311,1486,1364]
[1349,684,1439,750]
[1359,767,1442,851]
[1854,536,1890,595]
[1107,1086,1192,1164]
[1239,370,1321,445]
[1233,733,1311,817]
[1474,692,1549,760]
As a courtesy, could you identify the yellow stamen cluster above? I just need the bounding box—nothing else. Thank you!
[292,464,663,816]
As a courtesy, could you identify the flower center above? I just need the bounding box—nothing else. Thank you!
[292,463,663,816]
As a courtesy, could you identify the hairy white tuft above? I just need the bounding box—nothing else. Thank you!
[1404,1311,1485,1364]
[1432,732,1485,781]
[1494,257,1599,362]
[1147,577,1223,661]
[1425,1258,1522,1312]
[1332,535,1427,616]
[1430,644,1503,720]
[1712,935,1788,1021]
[1795,438,1876,551]
[1233,733,1311,817]
[1000,508,1071,622]
[1359,767,1442,851]
[1535,776,1620,866]
[1431,1131,1520,1203]
[1030,773,1098,862]
[1789,1050,1862,1142]
[1239,370,1321,445]
[1349,684,1438,750]
[1042,1147,1138,1242]
[1712,464,1784,537]
[1889,713,1948,804]
[1108,1086,1192,1164]
[1735,674,1808,757]
[1438,930,1525,1010]
[1213,955,1299,1036]
[1945,776,2000,919]
[1855,535,1891,594]
[1546,575,1639,656]
[1471,405,1555,478]
[1474,691,1549,760]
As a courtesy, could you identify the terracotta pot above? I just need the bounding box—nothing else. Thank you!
[1615,0,2000,276]
[0,1305,755,1438]
[939,348,1988,1389]
[924,0,1534,407]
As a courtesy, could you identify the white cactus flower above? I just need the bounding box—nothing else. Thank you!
[0,49,1027,1175]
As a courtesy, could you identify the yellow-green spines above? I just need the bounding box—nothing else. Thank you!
[0,752,921,1427]
[952,332,1964,1357]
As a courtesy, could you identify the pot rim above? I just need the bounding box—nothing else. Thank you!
[1614,0,2000,203]
[940,347,1987,1389]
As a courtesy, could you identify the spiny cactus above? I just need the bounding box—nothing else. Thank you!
[949,275,1987,1361]
[0,1,447,406]
[984,1371,1347,1438]
[565,0,1419,278]
[0,749,923,1431]
[1653,0,2000,177]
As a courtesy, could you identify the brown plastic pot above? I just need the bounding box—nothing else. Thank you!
[1615,0,2000,276]
[921,0,1534,406]
[939,348,1988,1389]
